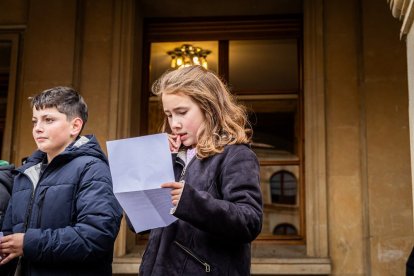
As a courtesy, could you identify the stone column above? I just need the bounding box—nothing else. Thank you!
[388,0,414,227]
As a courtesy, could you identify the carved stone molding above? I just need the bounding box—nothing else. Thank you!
[108,0,136,257]
[108,0,135,141]
[303,0,329,258]
[388,0,406,18]
[388,0,414,37]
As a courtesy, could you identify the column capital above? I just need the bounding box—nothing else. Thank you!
[388,0,414,38]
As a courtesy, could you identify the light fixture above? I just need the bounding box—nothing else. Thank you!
[167,44,211,69]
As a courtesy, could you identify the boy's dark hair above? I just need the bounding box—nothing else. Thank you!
[30,86,88,130]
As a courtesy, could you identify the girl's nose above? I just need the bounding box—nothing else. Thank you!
[171,116,181,129]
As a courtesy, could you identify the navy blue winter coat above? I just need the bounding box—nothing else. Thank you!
[0,164,14,229]
[1,135,123,276]
[139,144,263,276]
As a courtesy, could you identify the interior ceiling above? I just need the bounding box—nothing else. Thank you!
[139,0,303,17]
[150,41,219,83]
[143,0,303,92]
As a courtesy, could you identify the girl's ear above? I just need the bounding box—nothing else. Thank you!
[70,117,84,137]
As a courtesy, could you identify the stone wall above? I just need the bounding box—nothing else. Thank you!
[325,0,412,275]
[0,0,413,275]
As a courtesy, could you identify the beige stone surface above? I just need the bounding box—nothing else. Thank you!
[13,0,78,163]
[370,235,413,276]
[361,2,413,275]
[409,8,414,234]
[78,0,114,147]
[324,1,365,274]
[1,0,414,275]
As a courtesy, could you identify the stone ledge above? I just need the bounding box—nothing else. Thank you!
[113,257,331,275]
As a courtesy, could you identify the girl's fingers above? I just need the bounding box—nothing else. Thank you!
[172,195,181,201]
[161,181,184,205]
[161,182,184,189]
[176,135,181,148]
[167,134,182,152]
[168,135,180,152]
[168,137,176,150]
[171,190,181,196]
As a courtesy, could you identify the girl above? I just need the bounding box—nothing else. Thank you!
[140,65,263,275]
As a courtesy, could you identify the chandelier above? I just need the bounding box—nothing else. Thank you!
[167,44,211,69]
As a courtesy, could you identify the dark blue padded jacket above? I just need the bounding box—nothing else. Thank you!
[0,164,14,229]
[1,135,123,276]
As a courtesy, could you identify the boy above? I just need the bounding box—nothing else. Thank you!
[0,87,122,275]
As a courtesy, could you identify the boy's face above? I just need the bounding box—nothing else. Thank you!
[32,107,82,162]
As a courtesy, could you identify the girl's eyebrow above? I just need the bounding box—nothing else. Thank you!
[172,106,188,111]
[164,106,188,113]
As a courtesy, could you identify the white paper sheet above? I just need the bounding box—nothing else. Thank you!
[107,133,177,232]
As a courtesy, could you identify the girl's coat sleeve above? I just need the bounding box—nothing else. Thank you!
[173,147,263,243]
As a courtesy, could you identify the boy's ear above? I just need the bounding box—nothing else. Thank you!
[70,117,84,137]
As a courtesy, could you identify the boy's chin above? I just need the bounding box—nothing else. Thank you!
[37,147,47,153]
[36,144,49,152]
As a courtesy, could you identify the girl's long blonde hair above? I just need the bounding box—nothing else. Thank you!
[152,65,252,159]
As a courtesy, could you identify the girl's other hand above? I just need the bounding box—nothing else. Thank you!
[168,134,181,153]
[161,181,184,206]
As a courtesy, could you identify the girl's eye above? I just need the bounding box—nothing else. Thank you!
[45,118,54,123]
[178,111,187,116]
[32,120,37,126]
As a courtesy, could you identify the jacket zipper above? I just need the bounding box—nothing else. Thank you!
[22,163,49,230]
[179,166,186,181]
[35,188,49,227]
[174,241,211,273]
[178,154,196,181]
[23,177,37,231]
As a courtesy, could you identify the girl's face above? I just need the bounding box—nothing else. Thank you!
[162,92,205,148]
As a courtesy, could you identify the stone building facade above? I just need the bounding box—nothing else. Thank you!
[0,0,413,275]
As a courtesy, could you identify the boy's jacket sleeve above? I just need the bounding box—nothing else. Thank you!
[22,159,123,264]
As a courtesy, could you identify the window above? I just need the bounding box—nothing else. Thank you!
[0,41,11,155]
[270,171,297,205]
[274,223,298,235]
[112,2,330,272]
[0,33,19,161]
[229,39,299,92]
[142,16,304,244]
